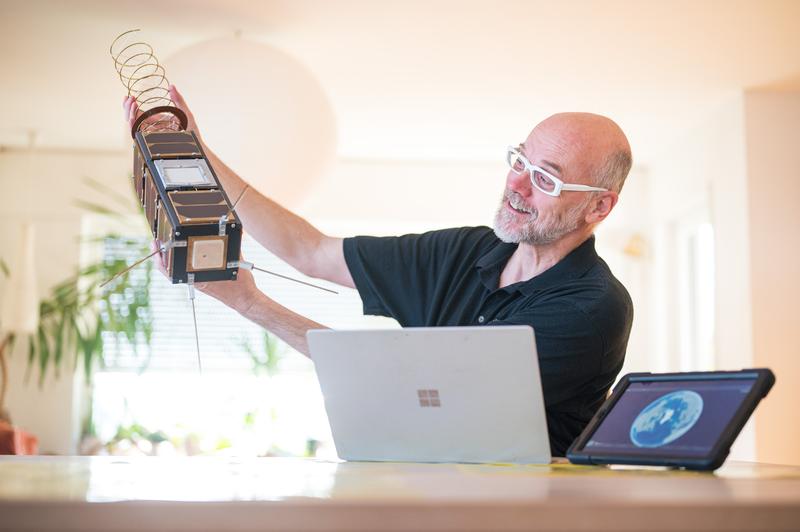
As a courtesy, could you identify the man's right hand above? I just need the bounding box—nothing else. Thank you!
[122,85,202,142]
[150,240,260,315]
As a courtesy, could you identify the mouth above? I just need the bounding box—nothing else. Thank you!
[506,199,533,216]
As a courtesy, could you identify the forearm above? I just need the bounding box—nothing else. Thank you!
[125,90,340,280]
[233,288,327,358]
[200,141,326,275]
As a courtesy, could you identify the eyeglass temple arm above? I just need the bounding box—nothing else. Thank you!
[561,184,608,192]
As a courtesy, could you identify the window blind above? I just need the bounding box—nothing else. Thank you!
[100,235,396,372]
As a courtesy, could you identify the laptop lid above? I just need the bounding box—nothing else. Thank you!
[307,326,550,464]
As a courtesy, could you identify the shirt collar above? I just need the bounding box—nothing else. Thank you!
[476,235,599,295]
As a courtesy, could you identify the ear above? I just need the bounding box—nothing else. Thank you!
[584,191,618,224]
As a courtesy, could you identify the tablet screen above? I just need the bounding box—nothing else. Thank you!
[582,377,756,458]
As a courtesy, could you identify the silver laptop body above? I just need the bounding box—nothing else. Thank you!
[307,326,550,464]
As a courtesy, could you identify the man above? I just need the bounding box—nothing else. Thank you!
[124,87,633,456]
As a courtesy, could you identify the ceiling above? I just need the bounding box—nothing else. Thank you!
[1,0,798,167]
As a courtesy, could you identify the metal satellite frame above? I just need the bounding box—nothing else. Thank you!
[106,29,336,371]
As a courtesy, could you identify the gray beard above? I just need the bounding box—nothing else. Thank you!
[492,190,588,245]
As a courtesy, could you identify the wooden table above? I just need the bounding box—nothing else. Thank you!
[1,456,799,531]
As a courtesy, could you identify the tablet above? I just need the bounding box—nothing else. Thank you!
[566,369,775,470]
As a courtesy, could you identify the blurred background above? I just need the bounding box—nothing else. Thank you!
[0,0,797,464]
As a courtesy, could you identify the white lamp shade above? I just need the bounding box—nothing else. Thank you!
[1,224,39,335]
[165,37,337,209]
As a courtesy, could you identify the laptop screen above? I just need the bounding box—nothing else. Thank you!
[582,377,756,458]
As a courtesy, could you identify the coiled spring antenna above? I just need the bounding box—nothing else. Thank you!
[110,29,184,135]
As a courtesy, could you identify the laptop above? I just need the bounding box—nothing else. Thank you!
[307,326,550,464]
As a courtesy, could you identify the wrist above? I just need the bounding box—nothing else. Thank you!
[231,286,270,317]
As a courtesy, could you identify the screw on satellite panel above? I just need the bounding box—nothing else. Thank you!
[106,29,337,371]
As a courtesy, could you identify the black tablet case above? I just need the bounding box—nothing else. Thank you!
[567,369,775,470]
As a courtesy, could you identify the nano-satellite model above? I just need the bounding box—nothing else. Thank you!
[111,29,242,286]
[133,129,243,285]
[107,30,335,370]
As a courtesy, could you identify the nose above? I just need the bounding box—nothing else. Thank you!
[505,167,533,198]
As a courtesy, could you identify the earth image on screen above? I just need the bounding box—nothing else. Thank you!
[630,390,704,448]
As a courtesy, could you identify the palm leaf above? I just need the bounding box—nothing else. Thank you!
[25,236,155,385]
[6,334,16,355]
[53,312,67,375]
[25,337,35,383]
[84,317,103,381]
[72,199,124,218]
[37,327,51,388]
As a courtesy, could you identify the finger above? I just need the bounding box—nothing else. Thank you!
[169,84,185,108]
[123,96,138,126]
[128,99,138,125]
[169,84,196,123]
[151,240,168,277]
[168,84,201,137]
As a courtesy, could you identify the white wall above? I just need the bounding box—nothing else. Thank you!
[646,94,756,459]
[300,158,503,229]
[744,89,800,465]
[647,94,751,369]
[0,147,130,454]
[643,90,800,465]
[595,167,651,377]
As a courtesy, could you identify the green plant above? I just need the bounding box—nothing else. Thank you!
[106,421,170,455]
[4,176,295,448]
[25,236,154,385]
[2,175,155,386]
[241,330,287,377]
[0,234,152,422]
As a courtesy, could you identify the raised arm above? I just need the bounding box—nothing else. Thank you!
[123,86,355,289]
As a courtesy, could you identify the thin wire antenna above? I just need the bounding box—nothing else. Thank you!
[229,184,249,213]
[99,246,163,289]
[190,298,202,373]
[187,275,202,373]
[236,260,338,294]
[218,184,250,230]
[247,263,338,294]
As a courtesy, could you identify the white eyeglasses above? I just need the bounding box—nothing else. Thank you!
[505,145,608,197]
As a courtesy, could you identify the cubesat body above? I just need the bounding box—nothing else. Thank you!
[132,128,242,284]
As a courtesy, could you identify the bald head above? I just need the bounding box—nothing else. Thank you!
[528,113,632,193]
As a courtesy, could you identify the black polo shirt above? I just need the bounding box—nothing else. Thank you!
[343,226,633,456]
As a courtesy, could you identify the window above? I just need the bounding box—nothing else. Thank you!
[91,229,398,457]
[676,218,715,372]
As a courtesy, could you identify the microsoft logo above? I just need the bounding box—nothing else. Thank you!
[417,389,441,407]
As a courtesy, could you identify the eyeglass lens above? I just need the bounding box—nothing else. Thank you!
[531,170,556,193]
[506,149,557,194]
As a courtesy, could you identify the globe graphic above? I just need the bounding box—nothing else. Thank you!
[630,390,704,448]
